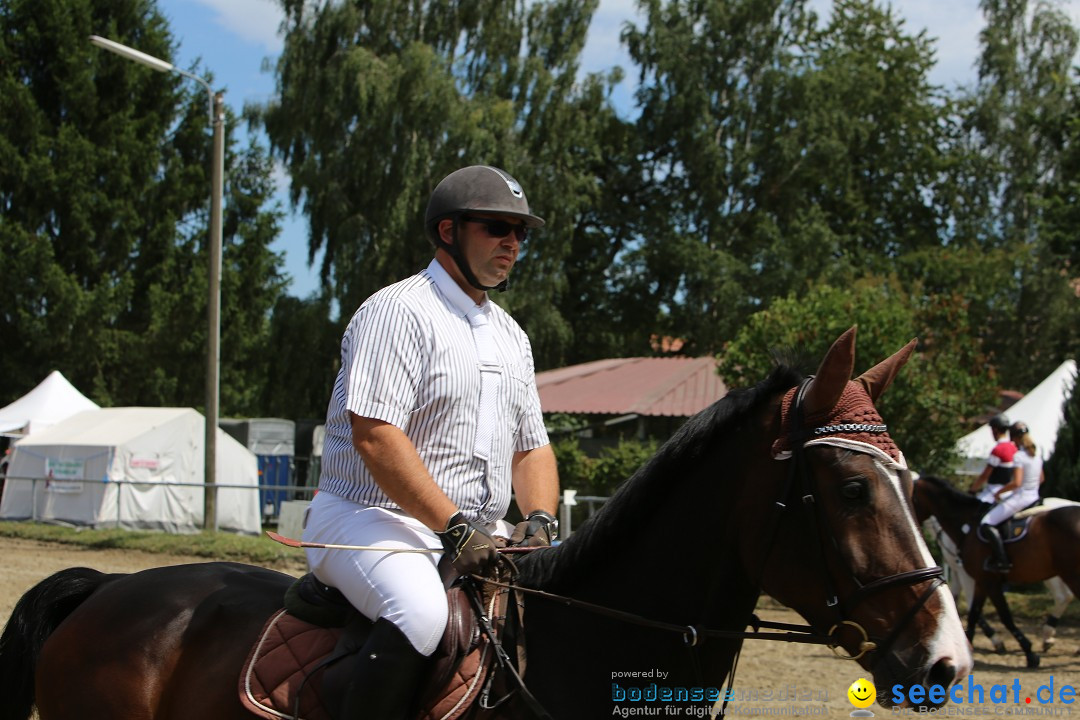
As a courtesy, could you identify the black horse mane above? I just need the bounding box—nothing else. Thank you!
[517,363,805,590]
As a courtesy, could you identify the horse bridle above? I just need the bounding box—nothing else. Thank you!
[771,377,945,664]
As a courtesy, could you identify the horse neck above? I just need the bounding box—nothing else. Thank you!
[925,482,984,546]
[510,378,803,711]
[519,421,760,621]
[513,420,770,706]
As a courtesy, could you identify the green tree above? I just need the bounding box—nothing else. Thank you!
[0,0,286,412]
[258,0,631,368]
[956,0,1079,386]
[549,434,659,529]
[1044,367,1080,499]
[717,278,997,473]
[622,0,951,354]
[1032,146,1080,375]
[261,295,340,419]
[1023,78,1080,382]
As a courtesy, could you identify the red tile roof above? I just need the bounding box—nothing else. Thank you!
[536,357,728,418]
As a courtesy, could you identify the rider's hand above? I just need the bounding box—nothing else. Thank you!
[436,512,498,576]
[509,510,559,548]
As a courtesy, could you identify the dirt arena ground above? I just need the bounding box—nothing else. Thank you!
[3,538,1079,718]
[735,597,1080,717]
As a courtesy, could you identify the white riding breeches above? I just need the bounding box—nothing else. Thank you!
[301,491,513,656]
[976,484,1010,504]
[981,490,1040,527]
[302,491,448,656]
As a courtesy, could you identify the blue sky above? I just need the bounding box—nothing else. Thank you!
[152,0,1080,298]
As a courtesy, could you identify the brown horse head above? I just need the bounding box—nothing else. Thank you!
[754,327,970,708]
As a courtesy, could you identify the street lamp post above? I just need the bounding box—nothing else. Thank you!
[90,35,224,531]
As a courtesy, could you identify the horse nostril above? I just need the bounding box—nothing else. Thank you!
[924,659,958,705]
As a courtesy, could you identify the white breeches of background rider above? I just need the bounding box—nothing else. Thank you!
[302,490,510,656]
[976,484,1011,504]
[981,489,1040,526]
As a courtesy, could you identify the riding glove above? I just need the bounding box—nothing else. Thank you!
[436,511,498,575]
[509,510,559,547]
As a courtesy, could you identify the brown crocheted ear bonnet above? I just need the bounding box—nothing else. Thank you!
[771,379,901,462]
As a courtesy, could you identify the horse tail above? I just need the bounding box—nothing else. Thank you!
[0,567,113,720]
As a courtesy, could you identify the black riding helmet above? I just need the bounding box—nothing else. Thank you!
[989,414,1010,431]
[425,165,545,292]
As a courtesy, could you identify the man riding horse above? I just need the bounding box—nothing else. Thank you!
[968,414,1017,572]
[302,166,560,720]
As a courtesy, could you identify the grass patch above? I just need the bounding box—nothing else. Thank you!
[0,521,304,568]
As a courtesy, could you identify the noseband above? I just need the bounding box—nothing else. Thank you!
[776,378,944,664]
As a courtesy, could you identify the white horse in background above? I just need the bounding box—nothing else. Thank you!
[927,502,1077,653]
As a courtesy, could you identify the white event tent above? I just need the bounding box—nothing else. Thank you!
[954,359,1077,475]
[0,407,261,534]
[0,371,99,437]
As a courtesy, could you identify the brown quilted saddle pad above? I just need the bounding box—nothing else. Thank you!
[239,584,512,720]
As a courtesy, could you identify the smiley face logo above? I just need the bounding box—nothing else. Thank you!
[847,677,876,709]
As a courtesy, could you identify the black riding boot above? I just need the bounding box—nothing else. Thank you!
[322,617,429,720]
[983,524,1012,573]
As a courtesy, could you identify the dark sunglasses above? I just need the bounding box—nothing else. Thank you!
[460,215,528,241]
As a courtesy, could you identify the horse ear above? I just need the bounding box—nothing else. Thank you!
[855,337,918,402]
[803,326,858,417]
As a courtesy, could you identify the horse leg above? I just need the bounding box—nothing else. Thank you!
[951,556,1004,652]
[965,591,987,644]
[1053,574,1080,655]
[1039,577,1069,652]
[977,615,1006,654]
[987,590,1039,668]
[1042,614,1061,653]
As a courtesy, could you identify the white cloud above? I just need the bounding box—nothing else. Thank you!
[192,0,285,53]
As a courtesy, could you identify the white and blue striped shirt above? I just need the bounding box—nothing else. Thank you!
[319,259,549,525]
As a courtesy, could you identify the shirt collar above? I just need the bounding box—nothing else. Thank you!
[426,258,487,318]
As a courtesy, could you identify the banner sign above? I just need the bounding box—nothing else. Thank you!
[45,457,84,480]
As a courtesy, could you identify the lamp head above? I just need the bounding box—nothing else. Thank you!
[89,35,173,73]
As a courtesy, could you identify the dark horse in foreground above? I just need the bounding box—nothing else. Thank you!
[913,475,1080,668]
[0,328,971,719]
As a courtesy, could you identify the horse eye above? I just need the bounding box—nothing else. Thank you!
[840,481,866,502]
